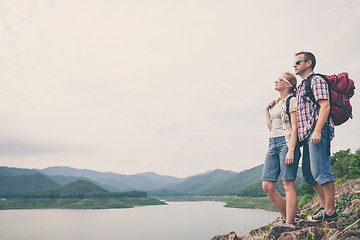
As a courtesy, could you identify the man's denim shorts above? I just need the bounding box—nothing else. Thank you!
[302,125,335,185]
[261,136,300,181]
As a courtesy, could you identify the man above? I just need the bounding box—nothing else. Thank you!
[294,51,338,222]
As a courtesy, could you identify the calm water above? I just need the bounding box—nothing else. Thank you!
[0,201,279,240]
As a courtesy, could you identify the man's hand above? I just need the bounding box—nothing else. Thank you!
[311,99,330,144]
[311,130,322,144]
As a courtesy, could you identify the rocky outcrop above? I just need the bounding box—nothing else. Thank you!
[212,179,360,240]
[245,219,348,240]
[212,232,241,240]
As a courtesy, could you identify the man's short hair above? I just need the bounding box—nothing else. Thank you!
[295,51,316,70]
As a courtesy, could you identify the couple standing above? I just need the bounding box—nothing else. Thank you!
[262,52,338,225]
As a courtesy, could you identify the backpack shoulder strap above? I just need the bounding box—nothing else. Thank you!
[305,73,329,104]
[286,95,293,117]
[304,74,315,103]
[305,73,333,125]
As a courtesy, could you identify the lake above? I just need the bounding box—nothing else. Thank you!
[0,201,279,240]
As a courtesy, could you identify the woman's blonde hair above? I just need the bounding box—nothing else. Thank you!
[283,72,297,96]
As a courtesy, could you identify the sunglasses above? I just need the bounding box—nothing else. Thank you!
[276,77,291,84]
[295,59,309,65]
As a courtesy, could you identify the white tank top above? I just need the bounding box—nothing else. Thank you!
[269,104,285,138]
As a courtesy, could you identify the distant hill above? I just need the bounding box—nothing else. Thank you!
[21,179,110,198]
[166,169,237,195]
[0,166,39,176]
[47,175,83,185]
[182,165,265,196]
[36,166,131,191]
[37,166,183,192]
[20,179,149,199]
[0,179,166,209]
[0,174,60,197]
[44,174,117,191]
[152,165,304,196]
[37,166,122,179]
[51,179,110,198]
[134,171,183,188]
[148,188,186,197]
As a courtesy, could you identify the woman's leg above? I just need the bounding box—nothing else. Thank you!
[262,180,286,219]
[282,179,297,224]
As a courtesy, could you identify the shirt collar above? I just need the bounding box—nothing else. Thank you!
[281,94,292,102]
[302,71,315,82]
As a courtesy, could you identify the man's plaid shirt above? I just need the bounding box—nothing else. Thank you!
[296,72,334,141]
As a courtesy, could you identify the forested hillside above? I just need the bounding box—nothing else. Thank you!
[19,180,147,199]
[0,174,60,197]
[0,179,165,210]
[198,165,264,195]
[168,169,236,195]
[0,166,39,176]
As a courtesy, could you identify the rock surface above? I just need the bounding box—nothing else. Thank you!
[212,179,360,240]
[212,232,241,240]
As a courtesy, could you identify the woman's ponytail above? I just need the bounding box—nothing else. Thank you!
[283,72,297,97]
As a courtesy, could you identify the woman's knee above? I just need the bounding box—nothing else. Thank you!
[262,181,276,193]
[282,180,296,192]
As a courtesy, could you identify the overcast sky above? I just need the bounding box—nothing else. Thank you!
[1,0,359,178]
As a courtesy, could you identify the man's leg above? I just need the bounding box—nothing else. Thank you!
[301,140,319,192]
[307,126,337,222]
[313,184,325,209]
[321,181,335,215]
[308,181,337,222]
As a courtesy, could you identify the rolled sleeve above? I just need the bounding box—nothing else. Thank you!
[311,76,329,102]
[289,97,297,113]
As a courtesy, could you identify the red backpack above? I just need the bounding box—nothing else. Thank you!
[305,72,355,126]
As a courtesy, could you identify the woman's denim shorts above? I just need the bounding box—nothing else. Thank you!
[261,136,300,181]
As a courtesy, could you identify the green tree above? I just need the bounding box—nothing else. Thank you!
[299,181,315,196]
[348,149,360,179]
[331,149,352,179]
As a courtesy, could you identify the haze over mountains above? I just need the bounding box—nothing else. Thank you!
[36,166,184,192]
[0,165,265,197]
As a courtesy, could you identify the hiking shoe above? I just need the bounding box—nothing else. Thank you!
[307,209,339,222]
[274,216,286,224]
[324,211,339,222]
[314,206,324,215]
[277,216,297,225]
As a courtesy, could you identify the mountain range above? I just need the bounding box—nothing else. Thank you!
[0,165,265,197]
[0,178,165,210]
[36,166,183,192]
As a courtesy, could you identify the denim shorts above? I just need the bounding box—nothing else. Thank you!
[302,125,335,185]
[262,136,300,181]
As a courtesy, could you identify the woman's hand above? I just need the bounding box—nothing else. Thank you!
[266,100,277,110]
[285,150,294,165]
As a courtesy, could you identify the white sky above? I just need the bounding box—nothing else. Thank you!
[1,0,360,178]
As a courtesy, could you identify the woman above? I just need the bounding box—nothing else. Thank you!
[262,72,301,225]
